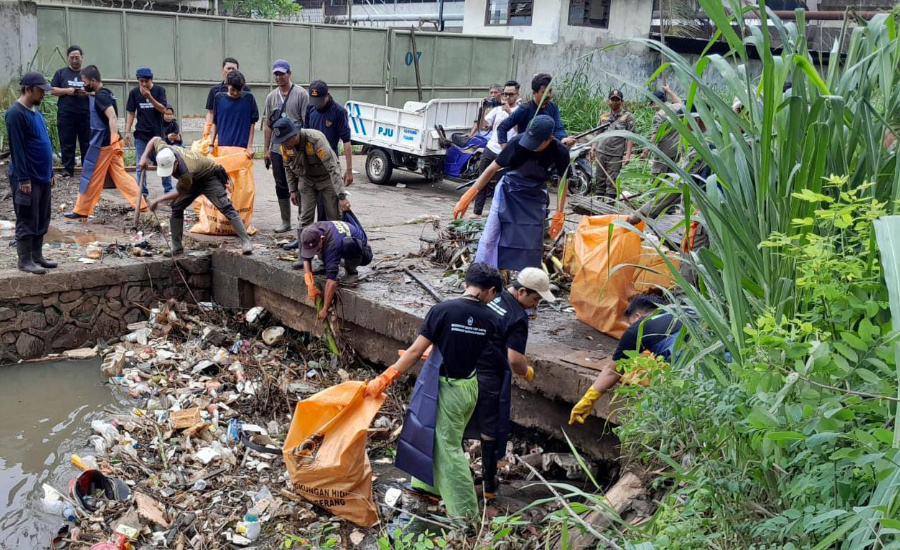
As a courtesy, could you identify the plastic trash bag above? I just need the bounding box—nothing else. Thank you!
[188,139,257,236]
[282,382,385,527]
[569,215,679,338]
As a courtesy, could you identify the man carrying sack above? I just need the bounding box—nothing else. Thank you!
[365,263,503,520]
[139,136,253,256]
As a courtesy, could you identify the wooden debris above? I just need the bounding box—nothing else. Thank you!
[170,408,201,430]
[135,491,170,528]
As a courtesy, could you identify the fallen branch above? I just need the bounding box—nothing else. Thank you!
[403,268,443,302]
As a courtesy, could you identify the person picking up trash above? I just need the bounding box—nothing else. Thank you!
[569,293,681,425]
[5,72,57,274]
[138,136,253,256]
[454,115,571,272]
[365,263,504,521]
[300,210,373,321]
[467,267,555,500]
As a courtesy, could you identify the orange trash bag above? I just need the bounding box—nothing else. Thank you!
[187,140,257,236]
[569,215,679,339]
[282,381,385,527]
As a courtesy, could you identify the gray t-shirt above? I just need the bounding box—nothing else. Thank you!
[264,83,309,153]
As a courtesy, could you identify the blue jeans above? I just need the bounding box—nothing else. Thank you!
[134,137,173,195]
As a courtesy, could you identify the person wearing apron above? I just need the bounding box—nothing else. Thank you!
[569,294,683,425]
[365,263,503,520]
[463,268,555,500]
[64,65,144,219]
[454,115,571,272]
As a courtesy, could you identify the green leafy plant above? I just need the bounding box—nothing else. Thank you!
[223,0,301,19]
[376,528,448,550]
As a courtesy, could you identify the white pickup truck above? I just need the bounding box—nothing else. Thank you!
[345,98,485,184]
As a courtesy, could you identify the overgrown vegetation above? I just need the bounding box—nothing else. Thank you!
[222,0,301,19]
[0,47,63,155]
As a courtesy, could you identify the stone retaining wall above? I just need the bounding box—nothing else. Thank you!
[0,256,211,362]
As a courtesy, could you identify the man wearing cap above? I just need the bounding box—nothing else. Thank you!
[263,60,309,234]
[454,115,570,272]
[125,67,171,195]
[138,136,253,256]
[64,65,145,219]
[306,80,353,190]
[466,267,554,500]
[640,85,683,179]
[5,72,57,274]
[496,74,575,149]
[365,262,504,521]
[270,118,350,241]
[50,45,90,179]
[299,210,372,320]
[591,89,635,200]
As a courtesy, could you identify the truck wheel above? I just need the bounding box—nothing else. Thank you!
[366,149,393,185]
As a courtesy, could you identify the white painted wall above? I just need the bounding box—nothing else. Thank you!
[463,0,561,44]
[350,2,465,29]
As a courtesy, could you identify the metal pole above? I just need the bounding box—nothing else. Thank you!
[438,0,445,32]
[409,27,423,102]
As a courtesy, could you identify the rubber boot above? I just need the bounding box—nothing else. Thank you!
[165,217,184,257]
[274,199,292,233]
[230,217,253,255]
[17,239,47,275]
[481,438,499,500]
[31,236,57,269]
[283,228,300,250]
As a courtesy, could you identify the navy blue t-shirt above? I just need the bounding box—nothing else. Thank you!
[476,289,529,375]
[212,91,259,148]
[306,101,351,155]
[419,297,501,379]
[313,219,366,281]
[4,102,54,184]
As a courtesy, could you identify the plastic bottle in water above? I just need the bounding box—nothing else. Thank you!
[62,503,76,521]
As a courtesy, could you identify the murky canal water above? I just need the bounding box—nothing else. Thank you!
[0,359,122,550]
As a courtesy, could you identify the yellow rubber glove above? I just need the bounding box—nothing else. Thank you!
[569,387,603,425]
[453,186,480,220]
[519,365,535,382]
[365,365,402,397]
[549,211,565,239]
[304,272,322,302]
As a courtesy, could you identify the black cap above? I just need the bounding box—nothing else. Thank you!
[609,89,624,100]
[519,115,555,150]
[271,118,299,145]
[20,72,51,91]
[309,80,329,108]
[300,224,326,260]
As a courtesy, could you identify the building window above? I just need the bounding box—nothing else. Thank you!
[569,0,611,29]
[485,0,533,26]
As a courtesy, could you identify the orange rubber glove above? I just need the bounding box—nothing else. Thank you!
[397,344,433,361]
[305,272,321,302]
[453,186,480,220]
[365,365,402,397]
[549,211,565,239]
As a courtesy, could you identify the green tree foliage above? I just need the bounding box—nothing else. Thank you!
[223,0,300,19]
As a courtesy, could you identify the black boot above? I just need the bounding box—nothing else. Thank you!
[230,217,254,255]
[164,217,184,257]
[481,438,499,499]
[283,228,300,250]
[31,236,57,268]
[17,239,47,275]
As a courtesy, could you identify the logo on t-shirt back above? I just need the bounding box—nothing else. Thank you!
[467,316,473,326]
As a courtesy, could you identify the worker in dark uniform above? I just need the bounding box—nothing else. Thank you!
[466,267,555,500]
[306,80,353,189]
[569,293,681,424]
[5,72,57,274]
[454,115,570,271]
[300,211,373,321]
[139,136,253,256]
[366,263,503,521]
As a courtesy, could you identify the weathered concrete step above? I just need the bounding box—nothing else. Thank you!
[210,251,624,460]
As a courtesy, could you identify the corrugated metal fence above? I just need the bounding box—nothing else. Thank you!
[35,5,516,132]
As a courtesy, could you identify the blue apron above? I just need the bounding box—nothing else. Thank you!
[649,331,679,361]
[395,347,443,486]
[475,157,549,271]
[79,96,110,193]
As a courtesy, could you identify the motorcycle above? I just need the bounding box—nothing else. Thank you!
[436,126,488,182]
[565,142,594,196]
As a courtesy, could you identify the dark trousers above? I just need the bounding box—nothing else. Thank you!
[271,150,290,200]
[57,112,91,176]
[473,148,499,216]
[170,170,239,222]
[10,173,52,240]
